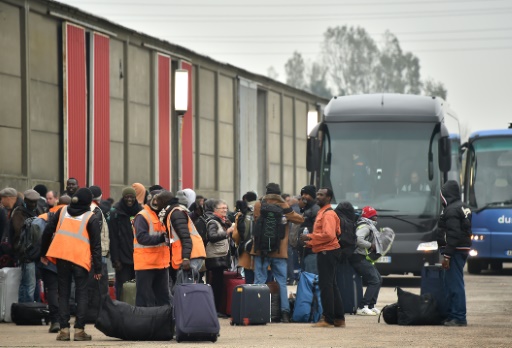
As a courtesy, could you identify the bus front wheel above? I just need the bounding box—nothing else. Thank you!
[467,259,483,274]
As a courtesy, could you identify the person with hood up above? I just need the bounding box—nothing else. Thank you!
[41,188,102,341]
[132,190,171,307]
[437,180,472,327]
[109,187,143,301]
[176,188,196,210]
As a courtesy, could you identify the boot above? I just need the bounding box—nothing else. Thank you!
[74,328,92,341]
[281,310,291,323]
[56,327,70,341]
[49,322,60,333]
[334,319,346,328]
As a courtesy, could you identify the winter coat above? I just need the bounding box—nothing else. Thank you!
[354,217,378,256]
[109,201,142,265]
[205,213,231,270]
[437,180,472,257]
[298,201,320,257]
[250,194,304,259]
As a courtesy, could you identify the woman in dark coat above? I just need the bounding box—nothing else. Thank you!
[204,199,233,314]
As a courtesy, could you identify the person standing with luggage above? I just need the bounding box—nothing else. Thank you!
[351,206,382,316]
[437,180,472,327]
[300,187,345,328]
[132,190,171,307]
[40,188,102,341]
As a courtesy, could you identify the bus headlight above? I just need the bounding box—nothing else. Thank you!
[469,249,478,257]
[417,241,438,251]
[471,235,484,241]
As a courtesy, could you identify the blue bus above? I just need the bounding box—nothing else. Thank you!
[462,127,512,274]
[307,94,460,275]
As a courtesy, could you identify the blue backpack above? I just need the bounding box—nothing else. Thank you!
[292,271,323,323]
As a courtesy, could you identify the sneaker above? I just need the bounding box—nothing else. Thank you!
[73,328,92,341]
[312,319,334,328]
[444,319,467,327]
[370,307,381,315]
[56,328,70,341]
[49,322,60,333]
[281,311,291,323]
[356,306,377,316]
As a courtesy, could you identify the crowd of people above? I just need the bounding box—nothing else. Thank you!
[0,177,471,340]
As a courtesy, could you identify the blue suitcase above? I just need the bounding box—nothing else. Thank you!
[230,284,270,325]
[173,283,219,342]
[420,265,449,320]
[336,258,363,314]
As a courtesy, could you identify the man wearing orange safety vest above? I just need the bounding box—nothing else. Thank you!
[156,191,206,284]
[40,188,102,341]
[132,190,171,307]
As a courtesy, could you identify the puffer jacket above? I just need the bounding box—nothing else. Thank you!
[437,180,472,257]
[250,194,304,259]
[205,212,231,270]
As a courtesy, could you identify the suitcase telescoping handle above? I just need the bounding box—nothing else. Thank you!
[178,268,200,284]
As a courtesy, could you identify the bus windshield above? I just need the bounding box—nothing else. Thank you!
[468,138,512,209]
[321,122,441,217]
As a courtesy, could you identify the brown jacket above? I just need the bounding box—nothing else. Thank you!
[250,194,304,259]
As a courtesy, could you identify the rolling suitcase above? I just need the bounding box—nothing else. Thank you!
[336,258,363,314]
[11,302,50,325]
[230,284,270,326]
[174,283,219,342]
[0,267,22,322]
[420,265,449,320]
[266,281,281,322]
[221,270,245,316]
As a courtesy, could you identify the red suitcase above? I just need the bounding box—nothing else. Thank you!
[221,271,245,316]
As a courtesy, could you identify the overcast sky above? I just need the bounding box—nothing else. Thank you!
[60,0,512,138]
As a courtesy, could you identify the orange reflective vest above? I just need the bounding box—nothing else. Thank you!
[46,206,93,271]
[165,206,206,270]
[49,204,67,213]
[133,205,170,271]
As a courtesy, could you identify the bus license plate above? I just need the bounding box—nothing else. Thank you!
[376,256,391,263]
[507,250,512,256]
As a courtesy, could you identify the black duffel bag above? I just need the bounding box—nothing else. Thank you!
[11,302,50,325]
[378,302,399,325]
[95,295,174,341]
[396,287,443,325]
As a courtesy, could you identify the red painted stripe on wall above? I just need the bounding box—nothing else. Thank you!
[66,24,87,186]
[181,61,194,189]
[158,55,171,190]
[93,33,110,198]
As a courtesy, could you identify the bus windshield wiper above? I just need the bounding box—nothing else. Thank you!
[475,199,512,213]
[377,213,425,230]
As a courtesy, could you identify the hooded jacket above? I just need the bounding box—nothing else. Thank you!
[109,199,143,265]
[437,180,472,257]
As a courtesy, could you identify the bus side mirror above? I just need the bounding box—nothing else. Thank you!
[438,137,452,172]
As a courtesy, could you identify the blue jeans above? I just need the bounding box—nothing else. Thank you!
[349,254,382,308]
[19,262,36,303]
[254,257,289,312]
[304,254,318,275]
[445,252,468,323]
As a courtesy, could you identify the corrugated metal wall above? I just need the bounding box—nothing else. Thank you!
[158,54,171,189]
[64,23,87,186]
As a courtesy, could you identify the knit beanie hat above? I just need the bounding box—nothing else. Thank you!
[300,185,317,198]
[33,184,48,197]
[265,183,281,195]
[155,190,174,212]
[89,185,102,201]
[122,187,137,198]
[70,188,93,207]
[132,183,146,204]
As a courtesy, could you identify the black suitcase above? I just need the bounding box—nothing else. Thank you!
[11,302,50,325]
[173,283,219,342]
[420,265,449,320]
[336,258,363,314]
[230,284,271,326]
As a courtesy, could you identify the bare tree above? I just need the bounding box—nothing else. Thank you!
[423,78,448,100]
[307,62,332,99]
[267,66,279,80]
[285,51,306,89]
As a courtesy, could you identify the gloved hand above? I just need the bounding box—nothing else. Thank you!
[181,259,191,271]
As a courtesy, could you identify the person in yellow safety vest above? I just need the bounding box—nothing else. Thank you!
[155,191,206,284]
[40,188,102,342]
[132,190,171,307]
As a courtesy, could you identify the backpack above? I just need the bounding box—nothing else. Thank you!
[336,214,357,257]
[253,201,285,255]
[19,215,51,262]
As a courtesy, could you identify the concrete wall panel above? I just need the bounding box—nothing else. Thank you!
[28,12,58,84]
[218,75,233,124]
[0,74,22,128]
[110,98,124,142]
[283,136,294,166]
[30,131,59,180]
[198,154,215,189]
[128,45,150,105]
[283,165,294,194]
[268,133,281,163]
[30,81,59,132]
[110,39,124,99]
[198,69,215,120]
[218,157,234,193]
[283,96,293,137]
[110,142,124,185]
[199,118,215,156]
[128,103,150,146]
[218,122,233,158]
[0,2,21,76]
[127,144,151,185]
[269,163,280,185]
[0,127,22,175]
